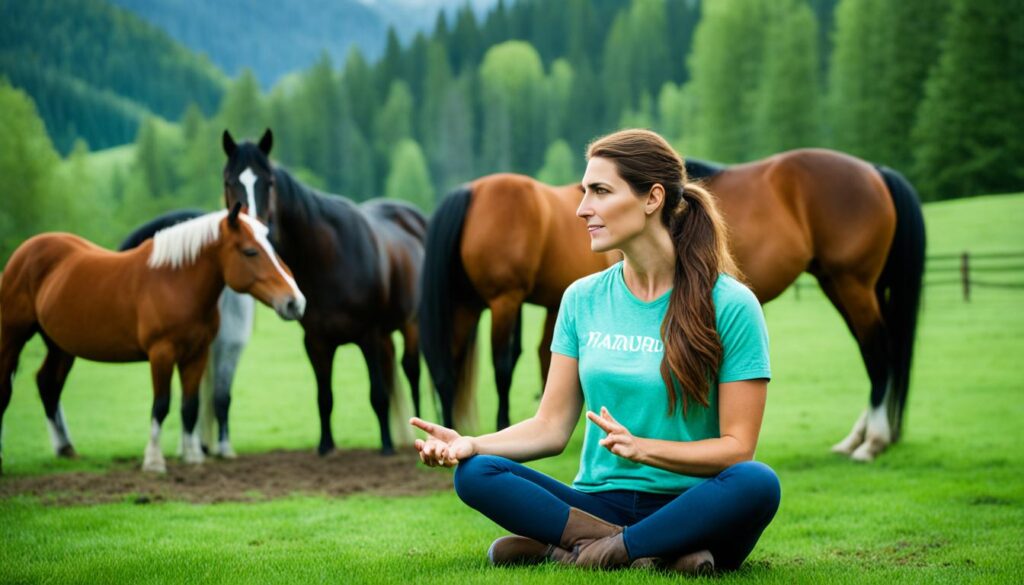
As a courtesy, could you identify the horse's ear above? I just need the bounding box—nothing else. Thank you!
[258,128,273,155]
[228,201,242,228]
[223,130,237,157]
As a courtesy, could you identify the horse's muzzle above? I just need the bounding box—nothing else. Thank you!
[275,294,306,320]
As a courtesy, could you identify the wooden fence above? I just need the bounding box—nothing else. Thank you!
[791,250,1024,302]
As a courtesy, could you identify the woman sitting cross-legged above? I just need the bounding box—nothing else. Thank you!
[411,129,781,574]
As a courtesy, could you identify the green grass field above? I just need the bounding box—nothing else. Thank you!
[2,194,1023,584]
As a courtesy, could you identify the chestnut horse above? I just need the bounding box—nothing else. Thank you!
[119,209,255,459]
[222,129,425,455]
[421,148,925,461]
[0,205,305,474]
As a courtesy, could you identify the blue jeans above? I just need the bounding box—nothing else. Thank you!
[454,455,781,570]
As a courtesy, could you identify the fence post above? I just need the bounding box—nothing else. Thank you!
[961,251,970,302]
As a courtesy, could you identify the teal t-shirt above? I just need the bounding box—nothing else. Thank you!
[551,262,770,494]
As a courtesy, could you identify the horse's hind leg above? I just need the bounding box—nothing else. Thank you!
[36,335,77,458]
[210,339,245,458]
[0,322,37,474]
[821,274,892,462]
[490,293,525,430]
[399,321,421,418]
[178,352,210,465]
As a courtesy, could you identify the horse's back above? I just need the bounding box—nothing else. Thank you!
[709,148,896,301]
[362,198,428,243]
[462,174,612,307]
[2,233,149,358]
[362,199,427,323]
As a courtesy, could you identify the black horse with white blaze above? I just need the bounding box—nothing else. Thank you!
[222,129,425,454]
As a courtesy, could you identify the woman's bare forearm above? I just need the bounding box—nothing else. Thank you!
[634,435,753,477]
[469,414,573,462]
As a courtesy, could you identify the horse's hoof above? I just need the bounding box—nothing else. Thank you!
[218,444,238,459]
[142,460,167,473]
[380,446,396,456]
[851,438,885,462]
[830,440,857,456]
[182,453,204,465]
[57,445,79,459]
[317,444,335,457]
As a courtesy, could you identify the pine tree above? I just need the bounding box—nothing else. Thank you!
[340,46,377,141]
[536,139,578,186]
[912,0,1024,199]
[217,69,266,142]
[385,139,435,211]
[687,0,771,161]
[478,41,546,174]
[828,0,889,158]
[374,80,414,166]
[752,0,820,157]
[133,117,172,198]
[293,53,344,192]
[0,82,61,262]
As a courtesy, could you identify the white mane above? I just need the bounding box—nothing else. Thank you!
[148,210,229,269]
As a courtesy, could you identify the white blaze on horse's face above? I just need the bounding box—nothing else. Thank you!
[240,168,259,218]
[239,214,306,319]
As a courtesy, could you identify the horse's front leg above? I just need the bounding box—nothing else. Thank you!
[144,345,176,473]
[178,349,210,465]
[304,335,338,456]
[360,334,398,455]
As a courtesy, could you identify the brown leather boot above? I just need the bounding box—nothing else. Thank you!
[555,508,630,569]
[487,535,572,566]
[630,549,715,575]
[573,532,631,568]
[488,507,619,567]
[665,549,715,575]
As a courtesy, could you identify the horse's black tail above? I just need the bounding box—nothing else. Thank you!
[419,186,478,430]
[875,166,926,443]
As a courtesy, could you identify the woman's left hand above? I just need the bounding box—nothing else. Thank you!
[587,407,643,462]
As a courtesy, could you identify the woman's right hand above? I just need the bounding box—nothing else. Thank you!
[410,417,477,467]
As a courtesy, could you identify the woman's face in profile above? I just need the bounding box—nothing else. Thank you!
[578,156,647,253]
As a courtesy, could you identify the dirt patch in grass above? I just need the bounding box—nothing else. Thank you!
[0,448,453,505]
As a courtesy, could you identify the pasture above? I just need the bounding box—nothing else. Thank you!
[1,194,1022,584]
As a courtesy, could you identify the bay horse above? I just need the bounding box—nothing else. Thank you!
[421,148,925,462]
[119,209,254,459]
[0,204,305,474]
[222,129,425,455]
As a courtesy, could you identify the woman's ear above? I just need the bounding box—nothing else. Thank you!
[645,184,666,216]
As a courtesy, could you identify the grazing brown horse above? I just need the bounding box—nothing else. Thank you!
[421,148,925,461]
[0,204,305,474]
[222,129,425,455]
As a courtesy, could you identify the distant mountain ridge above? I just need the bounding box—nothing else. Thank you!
[0,0,226,153]
[108,0,500,89]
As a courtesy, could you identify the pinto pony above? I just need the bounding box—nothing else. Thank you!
[0,205,304,473]
[222,129,425,455]
[421,149,925,461]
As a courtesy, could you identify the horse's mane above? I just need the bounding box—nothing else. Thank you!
[147,210,271,270]
[148,210,229,269]
[273,166,369,231]
[685,158,726,182]
[119,209,205,251]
